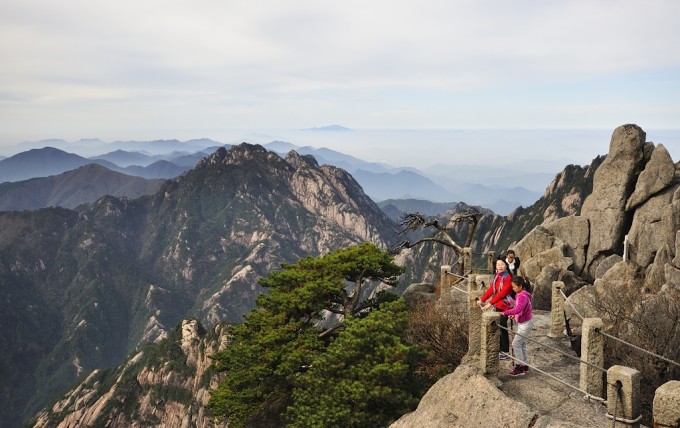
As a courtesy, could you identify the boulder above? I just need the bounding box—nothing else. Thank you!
[521,245,573,282]
[402,282,437,305]
[565,285,600,327]
[661,188,680,263]
[513,226,555,264]
[665,263,680,289]
[390,365,537,428]
[543,216,589,275]
[628,186,676,267]
[626,144,676,211]
[533,264,561,310]
[581,124,648,275]
[559,270,590,296]
[594,254,623,280]
[644,246,673,294]
[593,261,645,330]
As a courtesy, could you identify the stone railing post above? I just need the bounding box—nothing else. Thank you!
[440,265,452,306]
[481,311,501,376]
[487,251,496,273]
[462,247,472,275]
[653,380,680,427]
[607,365,641,427]
[548,281,565,338]
[580,318,605,398]
[467,275,484,357]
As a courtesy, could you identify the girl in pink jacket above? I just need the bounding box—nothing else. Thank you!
[503,276,533,376]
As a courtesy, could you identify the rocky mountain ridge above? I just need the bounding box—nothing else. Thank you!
[32,319,228,428]
[0,143,396,427]
[0,147,190,183]
[1,141,547,215]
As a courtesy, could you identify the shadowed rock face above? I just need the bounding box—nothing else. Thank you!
[32,320,229,428]
[580,124,649,276]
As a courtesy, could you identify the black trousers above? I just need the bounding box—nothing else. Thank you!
[499,314,510,353]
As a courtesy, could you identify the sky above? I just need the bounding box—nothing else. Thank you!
[1,0,679,165]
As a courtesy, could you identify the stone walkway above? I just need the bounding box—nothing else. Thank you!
[497,310,613,427]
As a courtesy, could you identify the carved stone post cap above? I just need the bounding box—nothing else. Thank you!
[482,311,502,323]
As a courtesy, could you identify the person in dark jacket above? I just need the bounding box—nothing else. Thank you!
[506,249,520,275]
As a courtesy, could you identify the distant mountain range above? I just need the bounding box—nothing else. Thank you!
[0,138,551,215]
[0,164,164,211]
[0,147,193,183]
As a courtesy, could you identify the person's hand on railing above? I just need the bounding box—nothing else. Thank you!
[477,299,492,311]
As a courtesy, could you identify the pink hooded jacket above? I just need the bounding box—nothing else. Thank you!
[502,290,533,323]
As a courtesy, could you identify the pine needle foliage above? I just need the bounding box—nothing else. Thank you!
[208,243,426,427]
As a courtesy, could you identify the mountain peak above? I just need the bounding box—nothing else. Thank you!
[302,124,352,132]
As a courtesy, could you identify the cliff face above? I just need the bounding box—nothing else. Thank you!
[32,319,228,428]
[1,143,397,427]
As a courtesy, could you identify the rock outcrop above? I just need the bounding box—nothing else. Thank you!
[405,124,680,427]
[32,319,228,428]
[514,124,679,295]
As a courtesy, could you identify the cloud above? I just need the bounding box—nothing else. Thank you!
[0,0,679,141]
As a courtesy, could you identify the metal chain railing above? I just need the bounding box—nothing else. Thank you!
[594,328,680,369]
[496,322,607,375]
[559,288,584,320]
[558,287,680,368]
[444,271,469,294]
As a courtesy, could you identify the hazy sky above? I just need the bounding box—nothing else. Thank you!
[1,1,679,161]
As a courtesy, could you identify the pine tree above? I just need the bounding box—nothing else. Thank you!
[208,243,425,427]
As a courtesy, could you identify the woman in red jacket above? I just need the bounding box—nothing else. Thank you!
[478,258,514,359]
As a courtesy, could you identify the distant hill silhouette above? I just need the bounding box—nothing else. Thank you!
[0,147,106,183]
[0,147,190,184]
[0,164,164,211]
[89,149,153,167]
[302,124,352,131]
[122,160,189,179]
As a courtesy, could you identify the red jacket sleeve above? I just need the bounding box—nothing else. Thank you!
[480,283,494,302]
